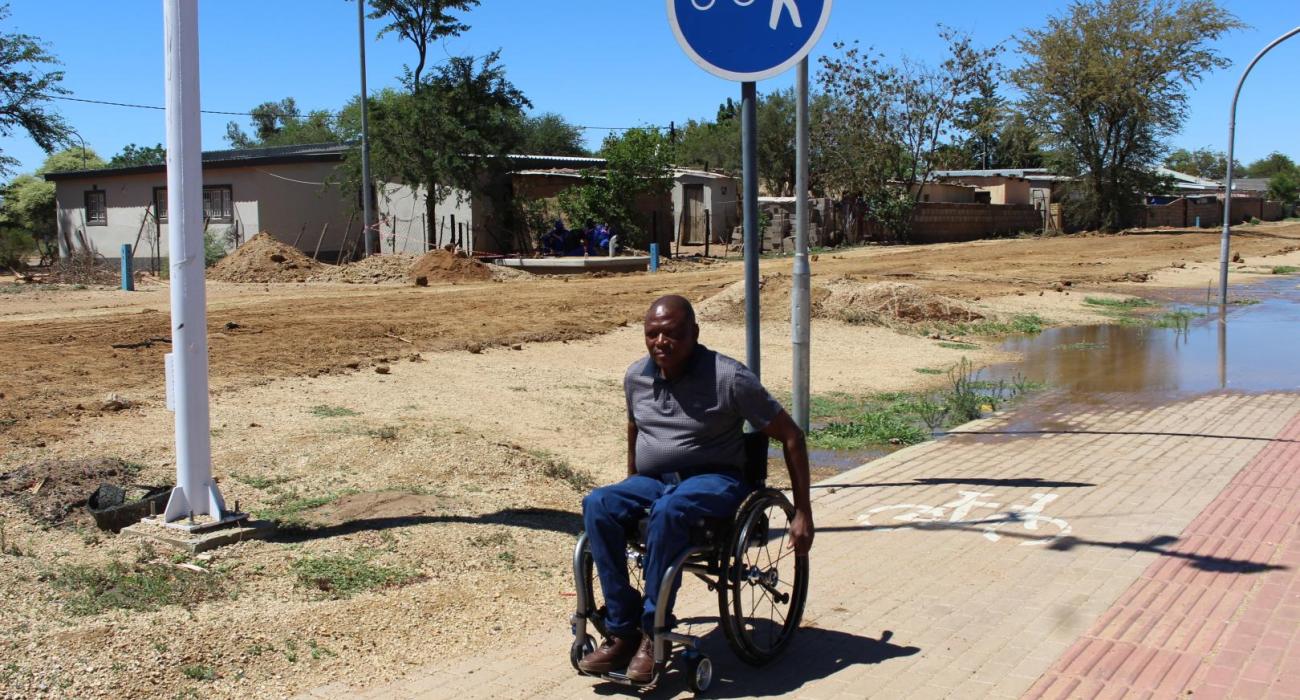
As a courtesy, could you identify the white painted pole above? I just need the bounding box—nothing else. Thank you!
[162,0,226,523]
[791,58,811,433]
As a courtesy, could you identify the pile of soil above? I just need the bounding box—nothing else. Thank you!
[819,277,984,326]
[309,254,416,285]
[408,249,493,285]
[208,232,322,283]
[698,275,982,327]
[0,457,141,524]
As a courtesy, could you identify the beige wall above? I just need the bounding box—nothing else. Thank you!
[376,183,477,255]
[53,161,357,262]
[937,175,1033,205]
[915,182,976,203]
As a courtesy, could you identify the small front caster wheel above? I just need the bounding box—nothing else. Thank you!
[687,654,713,693]
[570,634,595,671]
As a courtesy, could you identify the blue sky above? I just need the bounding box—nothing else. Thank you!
[1,0,1296,177]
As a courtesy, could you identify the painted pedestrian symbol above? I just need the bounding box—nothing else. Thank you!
[688,0,803,30]
[668,0,833,82]
[857,491,1072,546]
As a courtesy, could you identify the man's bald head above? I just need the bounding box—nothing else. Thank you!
[643,295,699,378]
[646,295,695,325]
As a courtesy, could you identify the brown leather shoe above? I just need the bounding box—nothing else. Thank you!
[625,634,656,683]
[577,635,639,674]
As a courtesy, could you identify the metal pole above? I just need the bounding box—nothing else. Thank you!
[742,81,760,380]
[792,58,811,432]
[358,0,375,257]
[1220,25,1300,306]
[162,0,227,523]
[120,244,134,291]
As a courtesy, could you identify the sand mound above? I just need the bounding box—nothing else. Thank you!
[409,249,493,284]
[698,275,982,327]
[819,278,984,325]
[208,232,322,283]
[309,254,415,284]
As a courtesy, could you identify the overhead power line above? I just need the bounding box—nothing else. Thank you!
[48,93,668,132]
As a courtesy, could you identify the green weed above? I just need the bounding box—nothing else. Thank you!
[253,491,353,528]
[808,414,928,450]
[529,450,595,491]
[181,665,215,681]
[365,425,400,440]
[1272,266,1298,275]
[291,550,419,599]
[928,314,1047,338]
[309,405,359,418]
[1150,310,1202,329]
[232,473,295,490]
[46,561,225,616]
[937,341,979,351]
[913,367,945,375]
[1083,296,1157,309]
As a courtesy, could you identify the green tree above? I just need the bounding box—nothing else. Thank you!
[1243,151,1297,179]
[674,114,739,174]
[557,127,673,248]
[108,143,166,168]
[1011,0,1242,231]
[1268,170,1299,208]
[0,3,70,176]
[367,0,479,88]
[0,147,106,263]
[816,28,1002,238]
[518,112,587,156]
[994,112,1046,169]
[225,97,341,149]
[365,52,529,245]
[1164,146,1237,180]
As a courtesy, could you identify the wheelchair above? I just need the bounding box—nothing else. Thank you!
[569,433,809,692]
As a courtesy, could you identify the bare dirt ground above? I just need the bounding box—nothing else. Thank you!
[1,222,1299,698]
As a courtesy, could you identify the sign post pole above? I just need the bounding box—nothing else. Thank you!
[741,81,761,380]
[666,0,832,386]
[161,0,228,525]
[792,57,811,431]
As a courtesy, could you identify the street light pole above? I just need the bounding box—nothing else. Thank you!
[357,0,375,257]
[1219,25,1300,306]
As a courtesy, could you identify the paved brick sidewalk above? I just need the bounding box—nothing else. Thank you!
[299,392,1300,699]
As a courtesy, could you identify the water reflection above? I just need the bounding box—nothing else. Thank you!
[986,276,1300,396]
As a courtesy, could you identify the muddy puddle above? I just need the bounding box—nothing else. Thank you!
[986,275,1300,396]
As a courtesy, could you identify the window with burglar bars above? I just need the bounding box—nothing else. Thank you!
[152,185,234,224]
[84,190,107,226]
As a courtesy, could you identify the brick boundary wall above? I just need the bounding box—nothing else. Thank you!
[1142,197,1285,228]
[909,202,1043,243]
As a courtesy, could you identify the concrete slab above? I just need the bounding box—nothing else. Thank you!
[493,256,650,275]
[121,518,276,554]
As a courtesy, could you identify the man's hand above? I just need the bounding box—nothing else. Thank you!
[788,507,814,555]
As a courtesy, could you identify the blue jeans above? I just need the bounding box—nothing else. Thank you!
[581,472,750,639]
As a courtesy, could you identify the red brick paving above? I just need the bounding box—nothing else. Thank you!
[1025,414,1300,699]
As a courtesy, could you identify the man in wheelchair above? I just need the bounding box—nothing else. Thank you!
[575,295,814,685]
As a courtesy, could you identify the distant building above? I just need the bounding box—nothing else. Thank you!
[930,168,1072,211]
[43,143,357,264]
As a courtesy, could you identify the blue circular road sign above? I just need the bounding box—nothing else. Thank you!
[667,0,833,82]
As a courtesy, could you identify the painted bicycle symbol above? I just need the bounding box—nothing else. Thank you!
[857,491,1071,546]
[690,0,804,30]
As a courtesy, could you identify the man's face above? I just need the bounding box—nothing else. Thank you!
[644,306,698,375]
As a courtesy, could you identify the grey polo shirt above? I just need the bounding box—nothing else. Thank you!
[625,345,784,477]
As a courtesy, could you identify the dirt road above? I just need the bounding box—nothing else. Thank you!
[3,224,1299,453]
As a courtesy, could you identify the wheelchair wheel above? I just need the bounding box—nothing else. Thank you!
[717,488,809,666]
[577,536,646,642]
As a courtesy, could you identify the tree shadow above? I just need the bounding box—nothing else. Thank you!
[812,476,1095,491]
[266,506,583,543]
[589,627,919,698]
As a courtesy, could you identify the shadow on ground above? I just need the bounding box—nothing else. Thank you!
[589,627,919,698]
[812,476,1096,491]
[267,506,583,543]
